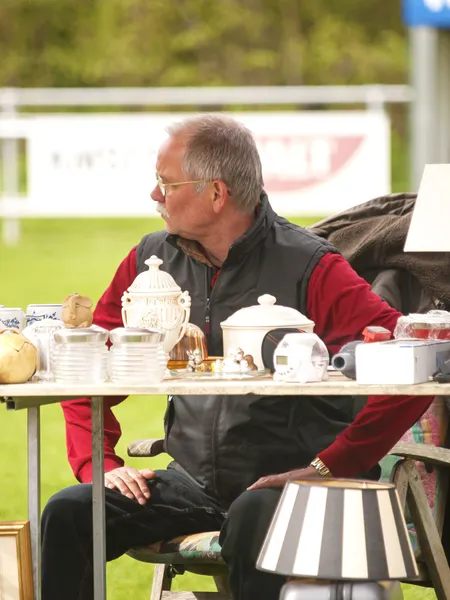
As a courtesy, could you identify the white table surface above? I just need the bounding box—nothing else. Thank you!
[2,370,448,600]
[0,370,448,402]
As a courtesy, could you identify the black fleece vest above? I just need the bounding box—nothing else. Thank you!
[137,196,355,509]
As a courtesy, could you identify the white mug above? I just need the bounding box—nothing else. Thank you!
[26,304,63,325]
[0,307,25,331]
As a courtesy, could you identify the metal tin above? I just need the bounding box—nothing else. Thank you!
[109,327,165,345]
[54,326,109,344]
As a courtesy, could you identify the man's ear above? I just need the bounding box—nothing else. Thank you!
[211,180,229,214]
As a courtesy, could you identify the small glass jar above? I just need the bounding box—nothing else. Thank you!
[52,326,109,384]
[22,318,64,382]
[108,327,167,384]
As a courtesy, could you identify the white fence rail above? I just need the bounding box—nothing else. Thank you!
[0,85,413,108]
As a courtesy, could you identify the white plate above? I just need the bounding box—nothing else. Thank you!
[168,369,270,380]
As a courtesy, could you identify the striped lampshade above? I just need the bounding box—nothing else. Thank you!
[257,479,419,581]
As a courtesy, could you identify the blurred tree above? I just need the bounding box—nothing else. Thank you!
[0,0,407,87]
[0,0,410,189]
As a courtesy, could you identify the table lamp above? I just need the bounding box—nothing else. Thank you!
[256,479,418,600]
[404,164,450,252]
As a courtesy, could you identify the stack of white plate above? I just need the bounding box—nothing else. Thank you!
[52,326,109,384]
[108,327,167,384]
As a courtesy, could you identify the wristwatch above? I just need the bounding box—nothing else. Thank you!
[310,457,333,478]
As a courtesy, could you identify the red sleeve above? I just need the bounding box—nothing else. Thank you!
[306,252,402,354]
[306,252,433,477]
[62,246,137,483]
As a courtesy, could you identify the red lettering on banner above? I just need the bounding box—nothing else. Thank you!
[255,135,364,192]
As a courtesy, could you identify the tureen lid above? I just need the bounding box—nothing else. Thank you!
[126,255,181,295]
[220,294,315,329]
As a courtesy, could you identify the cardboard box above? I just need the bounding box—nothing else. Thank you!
[355,339,450,385]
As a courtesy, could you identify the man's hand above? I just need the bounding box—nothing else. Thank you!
[105,466,156,505]
[247,465,321,491]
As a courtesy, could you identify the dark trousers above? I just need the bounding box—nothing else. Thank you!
[41,466,285,600]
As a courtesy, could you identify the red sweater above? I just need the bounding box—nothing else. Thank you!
[62,249,433,483]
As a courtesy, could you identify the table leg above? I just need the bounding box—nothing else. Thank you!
[27,406,41,600]
[91,396,106,600]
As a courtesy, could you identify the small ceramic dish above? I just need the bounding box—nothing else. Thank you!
[168,368,270,380]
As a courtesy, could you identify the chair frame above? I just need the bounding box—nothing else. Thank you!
[128,438,450,600]
[389,441,450,600]
[148,563,230,600]
[127,439,231,600]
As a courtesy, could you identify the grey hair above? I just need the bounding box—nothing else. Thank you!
[166,114,264,213]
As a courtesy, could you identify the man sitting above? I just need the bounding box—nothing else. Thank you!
[41,114,432,600]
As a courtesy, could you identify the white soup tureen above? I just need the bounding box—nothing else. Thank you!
[121,255,191,354]
[220,294,314,369]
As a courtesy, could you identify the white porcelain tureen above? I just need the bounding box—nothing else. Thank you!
[220,294,315,369]
[121,255,191,354]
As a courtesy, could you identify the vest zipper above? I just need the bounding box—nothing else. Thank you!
[205,265,222,352]
[205,297,211,335]
[205,268,213,348]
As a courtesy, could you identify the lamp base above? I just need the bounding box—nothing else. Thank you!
[280,580,403,600]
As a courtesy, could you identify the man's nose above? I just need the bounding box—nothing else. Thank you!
[150,185,164,202]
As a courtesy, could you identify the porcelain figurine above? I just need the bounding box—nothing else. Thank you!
[62,294,94,328]
[186,348,211,372]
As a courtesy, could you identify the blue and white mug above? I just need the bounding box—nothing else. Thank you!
[26,304,63,326]
[0,307,25,331]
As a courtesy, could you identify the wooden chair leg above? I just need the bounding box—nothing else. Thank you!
[405,460,450,600]
[150,564,173,600]
[391,460,409,513]
[213,574,231,597]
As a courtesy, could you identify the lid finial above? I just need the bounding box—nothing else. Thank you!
[258,294,277,306]
[144,255,163,270]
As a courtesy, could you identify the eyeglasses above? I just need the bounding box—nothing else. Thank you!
[155,172,211,197]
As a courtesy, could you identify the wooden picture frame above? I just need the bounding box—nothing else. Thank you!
[0,521,34,600]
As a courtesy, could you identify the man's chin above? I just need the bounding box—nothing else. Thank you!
[159,213,171,228]
[163,219,176,234]
[155,209,178,234]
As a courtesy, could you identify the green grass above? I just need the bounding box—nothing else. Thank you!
[0,217,435,599]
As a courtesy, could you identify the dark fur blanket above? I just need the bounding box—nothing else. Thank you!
[309,193,450,312]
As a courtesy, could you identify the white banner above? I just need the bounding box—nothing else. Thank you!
[23,111,390,217]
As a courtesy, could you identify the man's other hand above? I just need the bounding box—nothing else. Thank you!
[104,466,156,505]
[247,465,321,490]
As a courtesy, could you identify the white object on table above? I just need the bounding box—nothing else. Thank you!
[221,294,314,369]
[0,307,25,331]
[356,339,450,384]
[22,318,64,382]
[273,332,329,383]
[25,304,63,325]
[121,255,191,354]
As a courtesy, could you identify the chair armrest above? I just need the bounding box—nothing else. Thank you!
[389,442,450,468]
[127,438,165,457]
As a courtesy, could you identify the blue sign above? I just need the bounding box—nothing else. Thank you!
[403,0,450,28]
